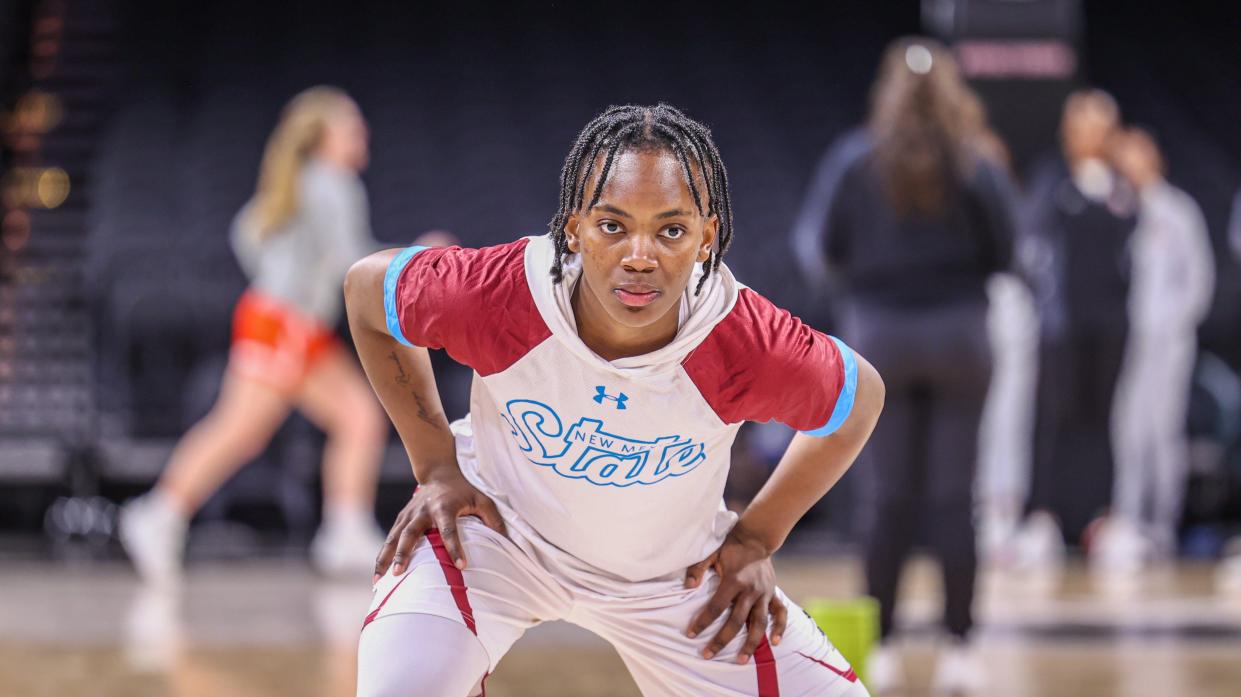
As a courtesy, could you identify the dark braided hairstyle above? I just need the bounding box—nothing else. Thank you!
[547,104,734,295]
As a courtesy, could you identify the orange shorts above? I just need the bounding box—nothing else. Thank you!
[229,290,341,393]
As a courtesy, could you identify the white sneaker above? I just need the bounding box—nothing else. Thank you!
[311,512,386,579]
[979,509,1018,567]
[1012,511,1065,574]
[931,639,984,694]
[1217,542,1241,596]
[864,643,904,695]
[119,493,188,586]
[1090,517,1149,577]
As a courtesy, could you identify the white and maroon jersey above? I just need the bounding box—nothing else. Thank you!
[384,235,857,582]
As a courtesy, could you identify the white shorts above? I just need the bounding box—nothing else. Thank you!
[362,516,866,697]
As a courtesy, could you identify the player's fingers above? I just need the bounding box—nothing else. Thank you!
[434,512,467,570]
[684,556,714,589]
[372,538,396,583]
[770,595,788,646]
[704,594,755,660]
[390,513,430,576]
[373,512,410,580]
[737,597,770,664]
[686,582,735,639]
[474,495,507,537]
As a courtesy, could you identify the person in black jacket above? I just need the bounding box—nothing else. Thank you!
[793,38,1015,694]
[1011,90,1138,573]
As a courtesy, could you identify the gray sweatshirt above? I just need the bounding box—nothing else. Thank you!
[1128,180,1214,335]
[230,159,377,325]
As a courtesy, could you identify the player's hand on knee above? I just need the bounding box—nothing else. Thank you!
[685,524,784,664]
[374,491,431,582]
[373,471,507,582]
[767,594,787,647]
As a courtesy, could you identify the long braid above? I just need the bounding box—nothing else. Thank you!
[547,104,734,295]
[654,114,733,292]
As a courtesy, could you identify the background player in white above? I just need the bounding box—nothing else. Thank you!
[1097,127,1215,576]
[344,105,884,696]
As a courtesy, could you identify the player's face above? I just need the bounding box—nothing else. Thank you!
[1062,102,1115,162]
[566,148,718,333]
[1112,135,1160,189]
[320,101,370,172]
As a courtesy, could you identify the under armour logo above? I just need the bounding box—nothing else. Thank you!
[593,385,629,410]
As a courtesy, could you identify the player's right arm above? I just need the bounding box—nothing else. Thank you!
[344,249,505,581]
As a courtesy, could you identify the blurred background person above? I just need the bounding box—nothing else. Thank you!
[1011,89,1137,573]
[799,37,1016,694]
[118,86,388,584]
[977,250,1040,563]
[1093,127,1215,578]
[973,134,1040,563]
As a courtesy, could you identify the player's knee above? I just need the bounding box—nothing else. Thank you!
[200,403,277,459]
[229,426,275,461]
[357,614,487,697]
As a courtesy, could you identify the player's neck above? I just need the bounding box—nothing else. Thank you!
[571,279,680,362]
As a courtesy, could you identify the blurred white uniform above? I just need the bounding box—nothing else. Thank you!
[977,273,1038,550]
[1111,180,1214,551]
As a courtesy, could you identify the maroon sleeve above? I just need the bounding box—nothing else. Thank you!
[683,288,852,434]
[389,238,551,376]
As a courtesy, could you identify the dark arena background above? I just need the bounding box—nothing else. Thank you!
[2,1,1241,696]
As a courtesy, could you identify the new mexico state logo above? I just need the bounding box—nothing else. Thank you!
[501,399,706,487]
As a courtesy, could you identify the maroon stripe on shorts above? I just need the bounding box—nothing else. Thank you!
[428,529,487,694]
[428,529,478,634]
[755,637,780,696]
[796,650,859,683]
[361,568,414,630]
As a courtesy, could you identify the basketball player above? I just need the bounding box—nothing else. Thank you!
[345,105,884,697]
[120,87,388,583]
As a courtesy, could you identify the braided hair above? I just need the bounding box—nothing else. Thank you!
[547,104,734,295]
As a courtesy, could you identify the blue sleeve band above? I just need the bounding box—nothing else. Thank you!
[803,336,858,437]
[384,245,428,348]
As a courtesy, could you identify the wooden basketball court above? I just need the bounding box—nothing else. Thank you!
[3,557,1239,696]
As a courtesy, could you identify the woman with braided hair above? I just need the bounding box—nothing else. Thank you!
[347,104,883,696]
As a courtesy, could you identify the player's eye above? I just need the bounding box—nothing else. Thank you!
[662,226,685,240]
[600,221,623,234]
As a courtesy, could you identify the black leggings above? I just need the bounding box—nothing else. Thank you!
[1025,328,1127,541]
[844,301,991,640]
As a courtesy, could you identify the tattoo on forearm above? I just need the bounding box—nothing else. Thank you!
[387,350,446,430]
[413,392,438,427]
[388,350,411,385]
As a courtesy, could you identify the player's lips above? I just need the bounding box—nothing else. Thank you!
[614,283,661,307]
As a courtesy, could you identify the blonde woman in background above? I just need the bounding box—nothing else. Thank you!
[120,86,388,583]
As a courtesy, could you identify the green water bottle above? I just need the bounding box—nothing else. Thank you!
[802,596,879,684]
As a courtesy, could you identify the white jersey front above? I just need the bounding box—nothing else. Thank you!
[385,235,856,582]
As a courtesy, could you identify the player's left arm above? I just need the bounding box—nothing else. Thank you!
[685,352,884,663]
[732,351,883,558]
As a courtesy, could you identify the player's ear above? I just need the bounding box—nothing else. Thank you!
[697,214,718,263]
[566,214,582,254]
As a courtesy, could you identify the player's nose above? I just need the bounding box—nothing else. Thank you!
[620,234,658,272]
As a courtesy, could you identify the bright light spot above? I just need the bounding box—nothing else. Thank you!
[906,45,933,75]
[36,167,70,208]
[10,91,64,134]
